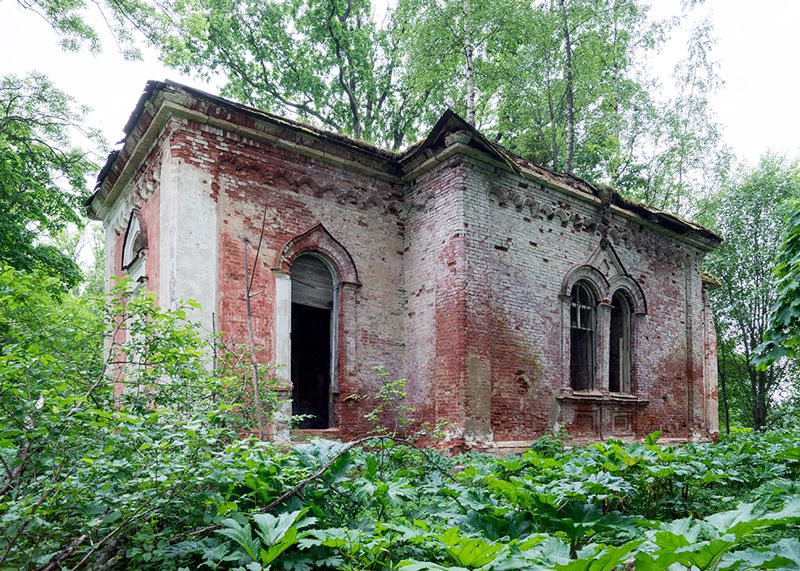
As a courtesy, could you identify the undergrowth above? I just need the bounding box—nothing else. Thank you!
[1,267,799,570]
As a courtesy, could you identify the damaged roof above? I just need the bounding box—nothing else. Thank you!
[89,80,721,246]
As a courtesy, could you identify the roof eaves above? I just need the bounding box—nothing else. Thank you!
[505,153,722,246]
[88,80,722,250]
[161,80,399,161]
[86,80,166,218]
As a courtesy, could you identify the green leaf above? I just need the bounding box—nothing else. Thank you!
[217,519,260,561]
[644,431,663,447]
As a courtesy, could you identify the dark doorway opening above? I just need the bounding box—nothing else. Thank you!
[291,304,331,428]
[290,254,335,429]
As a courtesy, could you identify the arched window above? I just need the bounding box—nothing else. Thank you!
[570,281,596,391]
[609,291,632,393]
[121,210,148,285]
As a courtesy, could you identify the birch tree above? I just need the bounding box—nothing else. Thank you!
[0,73,102,288]
[704,155,800,429]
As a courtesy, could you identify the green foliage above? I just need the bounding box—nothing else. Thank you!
[0,73,103,290]
[139,0,724,211]
[155,0,424,147]
[390,0,724,211]
[193,429,800,571]
[362,366,416,436]
[4,276,800,571]
[703,154,800,429]
[0,268,285,568]
[3,234,800,570]
[12,0,162,57]
[757,186,800,372]
[216,509,314,568]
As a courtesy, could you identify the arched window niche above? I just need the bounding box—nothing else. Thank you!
[609,291,632,394]
[121,209,148,285]
[570,281,598,391]
[272,224,361,437]
[560,263,646,396]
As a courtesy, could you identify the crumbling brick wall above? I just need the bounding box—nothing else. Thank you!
[95,83,719,447]
[167,114,407,435]
[458,154,715,442]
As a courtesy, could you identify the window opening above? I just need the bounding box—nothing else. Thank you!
[609,291,632,393]
[122,211,146,271]
[570,282,596,390]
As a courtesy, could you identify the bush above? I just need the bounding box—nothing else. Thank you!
[1,266,799,569]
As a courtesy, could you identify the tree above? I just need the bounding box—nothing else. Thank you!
[396,0,723,213]
[625,19,727,214]
[16,0,725,211]
[757,176,800,384]
[11,0,161,58]
[154,0,428,148]
[704,154,800,430]
[0,73,102,289]
[393,0,521,130]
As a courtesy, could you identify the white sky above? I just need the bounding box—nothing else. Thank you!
[1,0,798,166]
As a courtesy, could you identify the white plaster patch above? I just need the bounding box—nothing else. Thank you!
[273,271,292,383]
[159,146,218,333]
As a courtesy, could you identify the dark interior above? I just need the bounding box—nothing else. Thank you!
[609,299,624,393]
[570,327,593,391]
[291,303,332,429]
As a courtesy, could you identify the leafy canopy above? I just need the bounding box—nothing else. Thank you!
[149,0,724,213]
[158,0,427,148]
[703,155,800,429]
[0,73,103,289]
[756,162,800,370]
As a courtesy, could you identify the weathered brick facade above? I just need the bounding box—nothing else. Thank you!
[89,81,721,449]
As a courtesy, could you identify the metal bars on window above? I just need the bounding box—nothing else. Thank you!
[570,282,596,391]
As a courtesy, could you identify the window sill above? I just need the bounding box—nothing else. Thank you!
[557,390,648,406]
[290,427,342,443]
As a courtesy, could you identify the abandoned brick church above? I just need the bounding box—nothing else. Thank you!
[88,80,721,449]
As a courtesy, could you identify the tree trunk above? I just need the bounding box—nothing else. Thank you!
[755,369,769,430]
[749,366,769,430]
[719,361,730,434]
[717,336,732,434]
[720,375,731,434]
[545,51,558,168]
[243,240,266,439]
[559,0,575,174]
[464,0,475,125]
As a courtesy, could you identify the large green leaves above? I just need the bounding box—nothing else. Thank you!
[217,509,313,567]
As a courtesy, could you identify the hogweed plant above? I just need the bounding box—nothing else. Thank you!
[3,268,800,569]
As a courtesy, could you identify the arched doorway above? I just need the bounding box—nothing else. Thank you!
[290,253,336,428]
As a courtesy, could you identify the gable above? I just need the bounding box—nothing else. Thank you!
[586,242,626,281]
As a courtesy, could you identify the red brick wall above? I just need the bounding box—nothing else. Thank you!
[460,155,713,441]
[403,157,471,437]
[164,117,406,436]
[104,93,717,445]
